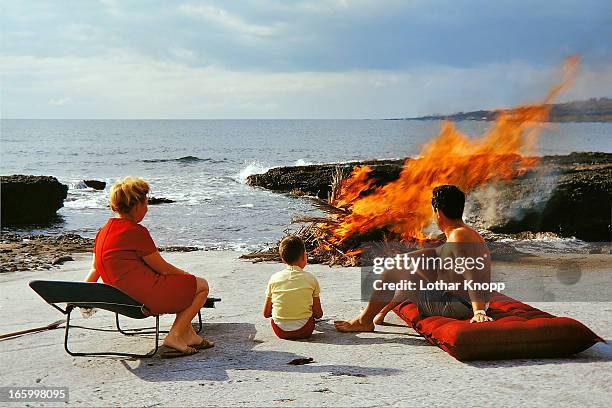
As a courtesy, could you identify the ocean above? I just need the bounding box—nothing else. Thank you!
[1,119,611,251]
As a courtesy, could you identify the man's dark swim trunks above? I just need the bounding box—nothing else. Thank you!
[416,289,473,319]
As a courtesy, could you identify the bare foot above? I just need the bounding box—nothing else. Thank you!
[184,331,205,347]
[163,332,196,353]
[373,303,396,325]
[334,316,375,332]
[373,312,387,326]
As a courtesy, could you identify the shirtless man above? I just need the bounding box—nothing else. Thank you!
[335,184,493,332]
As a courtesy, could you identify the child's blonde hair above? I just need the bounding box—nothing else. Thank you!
[109,176,149,214]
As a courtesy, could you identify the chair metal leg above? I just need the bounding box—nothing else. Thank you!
[62,305,203,357]
[115,313,169,335]
[115,310,203,335]
[196,310,203,333]
[64,306,159,358]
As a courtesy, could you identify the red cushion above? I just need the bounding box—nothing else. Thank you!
[393,292,604,361]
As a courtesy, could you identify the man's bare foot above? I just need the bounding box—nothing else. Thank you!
[373,312,387,326]
[163,332,196,353]
[373,303,396,325]
[334,317,375,332]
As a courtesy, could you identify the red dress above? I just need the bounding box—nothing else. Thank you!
[94,218,196,315]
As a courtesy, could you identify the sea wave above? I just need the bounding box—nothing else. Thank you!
[294,158,314,166]
[64,180,108,209]
[70,180,90,189]
[69,180,110,190]
[64,193,107,210]
[235,161,271,183]
[234,158,319,184]
[142,156,227,164]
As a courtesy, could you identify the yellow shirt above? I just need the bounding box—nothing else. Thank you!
[266,265,320,322]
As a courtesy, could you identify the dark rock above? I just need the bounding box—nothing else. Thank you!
[148,196,175,205]
[158,246,201,252]
[489,165,611,241]
[83,180,106,190]
[247,159,404,199]
[0,175,68,224]
[52,255,74,265]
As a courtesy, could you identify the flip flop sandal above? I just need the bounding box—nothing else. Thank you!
[159,345,199,359]
[193,338,215,350]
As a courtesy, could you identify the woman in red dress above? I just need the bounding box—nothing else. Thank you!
[84,176,211,357]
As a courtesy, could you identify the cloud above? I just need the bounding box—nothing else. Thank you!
[178,4,283,37]
[2,51,611,119]
[48,97,72,106]
[258,0,403,15]
[1,1,611,118]
[2,1,610,72]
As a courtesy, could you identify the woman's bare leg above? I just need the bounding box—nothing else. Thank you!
[163,277,208,352]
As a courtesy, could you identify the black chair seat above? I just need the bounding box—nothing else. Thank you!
[30,280,148,319]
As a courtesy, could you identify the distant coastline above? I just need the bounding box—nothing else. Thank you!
[391,97,612,123]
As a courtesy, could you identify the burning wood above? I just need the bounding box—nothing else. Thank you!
[242,174,364,266]
[242,57,583,266]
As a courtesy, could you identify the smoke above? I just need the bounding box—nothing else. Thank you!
[465,168,561,232]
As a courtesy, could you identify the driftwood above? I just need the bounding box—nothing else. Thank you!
[240,220,361,266]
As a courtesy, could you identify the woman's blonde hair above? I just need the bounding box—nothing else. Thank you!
[109,176,149,214]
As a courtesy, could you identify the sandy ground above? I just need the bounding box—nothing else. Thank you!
[0,251,611,407]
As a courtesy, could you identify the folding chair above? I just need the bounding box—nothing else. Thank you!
[29,280,220,358]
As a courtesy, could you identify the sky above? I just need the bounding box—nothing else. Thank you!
[1,0,611,119]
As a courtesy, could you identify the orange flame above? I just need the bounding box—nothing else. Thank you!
[329,57,579,246]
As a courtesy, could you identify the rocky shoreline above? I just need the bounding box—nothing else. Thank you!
[0,174,188,272]
[0,233,204,273]
[1,152,609,272]
[247,152,612,242]
[0,233,93,273]
[0,175,178,228]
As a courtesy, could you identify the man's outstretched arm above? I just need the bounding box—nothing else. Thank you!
[450,230,493,323]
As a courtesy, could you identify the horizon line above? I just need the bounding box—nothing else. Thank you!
[2,95,609,122]
[0,117,381,121]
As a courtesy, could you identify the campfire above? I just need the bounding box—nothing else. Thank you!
[242,57,579,266]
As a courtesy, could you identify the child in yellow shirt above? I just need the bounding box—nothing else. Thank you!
[262,236,323,339]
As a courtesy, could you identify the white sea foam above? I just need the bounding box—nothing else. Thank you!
[294,158,313,166]
[497,233,591,254]
[64,194,107,210]
[158,191,202,206]
[70,180,89,189]
[235,159,319,184]
[235,161,270,183]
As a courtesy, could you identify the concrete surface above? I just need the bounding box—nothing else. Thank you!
[0,251,610,407]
